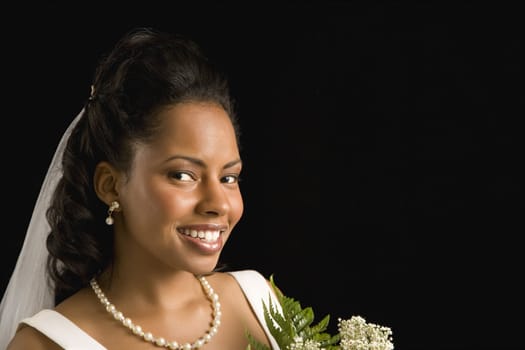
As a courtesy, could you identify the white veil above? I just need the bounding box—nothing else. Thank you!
[0,108,85,349]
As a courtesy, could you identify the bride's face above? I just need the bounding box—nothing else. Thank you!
[115,101,243,275]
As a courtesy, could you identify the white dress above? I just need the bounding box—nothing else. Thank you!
[18,269,281,350]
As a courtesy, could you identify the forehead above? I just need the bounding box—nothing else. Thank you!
[134,102,240,163]
[158,102,235,140]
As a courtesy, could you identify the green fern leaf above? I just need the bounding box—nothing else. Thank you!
[293,306,315,333]
[246,331,272,350]
[246,274,342,349]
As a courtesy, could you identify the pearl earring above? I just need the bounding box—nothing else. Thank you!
[105,201,120,225]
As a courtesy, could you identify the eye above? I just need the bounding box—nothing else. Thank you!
[221,174,240,184]
[168,171,195,182]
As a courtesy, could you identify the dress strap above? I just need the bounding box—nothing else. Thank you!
[228,269,282,350]
[20,309,107,350]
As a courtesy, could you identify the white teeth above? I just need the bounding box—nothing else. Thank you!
[180,229,221,243]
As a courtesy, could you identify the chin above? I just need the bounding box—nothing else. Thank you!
[188,257,221,276]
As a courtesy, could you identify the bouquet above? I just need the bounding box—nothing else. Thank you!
[246,276,394,350]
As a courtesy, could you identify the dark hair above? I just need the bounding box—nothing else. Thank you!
[46,27,239,304]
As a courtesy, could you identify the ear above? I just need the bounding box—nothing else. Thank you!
[93,161,122,205]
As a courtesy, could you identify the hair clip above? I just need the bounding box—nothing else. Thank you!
[88,85,96,101]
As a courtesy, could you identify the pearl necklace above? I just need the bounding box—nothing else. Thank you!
[90,276,221,350]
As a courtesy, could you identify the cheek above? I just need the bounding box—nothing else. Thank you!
[151,186,194,218]
[123,180,187,224]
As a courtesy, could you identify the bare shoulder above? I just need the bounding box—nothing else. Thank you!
[207,270,273,346]
[6,324,62,350]
[208,269,279,315]
[206,270,248,295]
[209,269,273,293]
[54,286,106,336]
[6,288,96,350]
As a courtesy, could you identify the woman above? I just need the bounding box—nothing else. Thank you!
[1,27,280,350]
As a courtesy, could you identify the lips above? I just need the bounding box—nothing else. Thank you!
[177,226,226,254]
[178,228,221,243]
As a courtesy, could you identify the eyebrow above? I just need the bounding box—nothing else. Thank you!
[163,155,242,169]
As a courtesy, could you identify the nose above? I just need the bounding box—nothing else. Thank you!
[196,178,229,216]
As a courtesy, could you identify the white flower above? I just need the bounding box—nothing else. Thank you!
[288,337,323,350]
[245,276,394,350]
[338,316,394,350]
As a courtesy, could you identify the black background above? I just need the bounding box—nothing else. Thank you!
[1,2,523,349]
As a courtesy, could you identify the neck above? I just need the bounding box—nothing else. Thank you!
[97,267,207,309]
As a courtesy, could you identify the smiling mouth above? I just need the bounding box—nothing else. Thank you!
[177,228,223,243]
